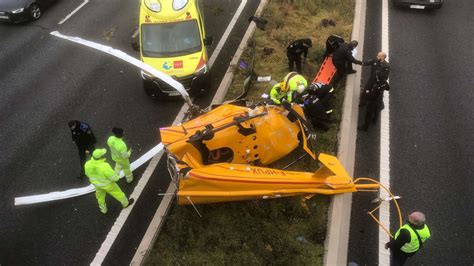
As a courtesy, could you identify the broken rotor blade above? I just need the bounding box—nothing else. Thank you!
[14,143,164,206]
[50,31,192,107]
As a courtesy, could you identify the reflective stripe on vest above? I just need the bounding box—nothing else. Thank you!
[283,72,299,92]
[88,177,111,187]
[395,224,431,253]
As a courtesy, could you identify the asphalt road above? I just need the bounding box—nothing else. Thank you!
[349,0,473,265]
[0,0,260,264]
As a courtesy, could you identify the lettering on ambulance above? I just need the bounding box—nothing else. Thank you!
[251,168,286,176]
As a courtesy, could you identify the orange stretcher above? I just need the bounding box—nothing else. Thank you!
[313,55,337,85]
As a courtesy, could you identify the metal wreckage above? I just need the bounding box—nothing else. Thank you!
[15,32,403,235]
[161,101,379,205]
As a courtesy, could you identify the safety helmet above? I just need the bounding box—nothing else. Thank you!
[296,84,306,94]
[280,82,288,92]
[92,148,107,159]
[112,127,124,137]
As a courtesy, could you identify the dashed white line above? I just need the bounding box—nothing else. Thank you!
[131,29,139,39]
[90,1,248,264]
[379,0,391,265]
[58,0,89,25]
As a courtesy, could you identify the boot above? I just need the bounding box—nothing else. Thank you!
[124,198,135,208]
[99,205,108,214]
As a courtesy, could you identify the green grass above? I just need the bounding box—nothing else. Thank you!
[146,1,355,264]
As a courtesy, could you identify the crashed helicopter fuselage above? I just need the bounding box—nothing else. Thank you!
[160,102,378,205]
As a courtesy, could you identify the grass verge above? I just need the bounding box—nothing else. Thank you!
[147,0,354,264]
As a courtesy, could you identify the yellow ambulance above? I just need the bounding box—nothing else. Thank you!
[139,0,212,98]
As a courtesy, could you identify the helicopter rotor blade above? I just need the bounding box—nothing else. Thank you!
[50,31,193,107]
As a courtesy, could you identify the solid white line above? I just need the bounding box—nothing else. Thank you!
[91,1,248,263]
[90,150,163,266]
[208,0,248,67]
[58,0,89,25]
[379,0,391,265]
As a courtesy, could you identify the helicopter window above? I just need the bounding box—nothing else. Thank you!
[141,20,202,58]
[208,148,234,164]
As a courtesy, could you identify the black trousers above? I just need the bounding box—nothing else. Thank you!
[332,62,346,85]
[361,93,383,128]
[391,250,412,266]
[287,52,302,73]
[77,145,95,176]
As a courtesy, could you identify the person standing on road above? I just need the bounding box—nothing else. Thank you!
[286,38,312,73]
[68,120,96,178]
[385,211,431,266]
[107,127,133,183]
[358,52,391,131]
[331,40,362,85]
[85,148,134,214]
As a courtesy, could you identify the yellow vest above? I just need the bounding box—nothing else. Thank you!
[394,224,431,253]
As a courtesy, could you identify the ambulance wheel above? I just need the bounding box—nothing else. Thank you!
[143,80,164,99]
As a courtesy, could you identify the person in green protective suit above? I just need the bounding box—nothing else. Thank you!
[270,72,308,104]
[85,148,134,214]
[107,127,133,183]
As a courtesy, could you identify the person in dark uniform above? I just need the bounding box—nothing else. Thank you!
[331,40,362,85]
[286,38,312,73]
[68,120,96,178]
[323,34,344,58]
[385,211,431,266]
[302,83,335,131]
[358,52,391,131]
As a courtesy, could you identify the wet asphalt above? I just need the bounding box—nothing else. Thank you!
[0,0,260,264]
[348,0,473,265]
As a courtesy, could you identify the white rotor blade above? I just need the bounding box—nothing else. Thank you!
[14,143,164,206]
[50,31,192,106]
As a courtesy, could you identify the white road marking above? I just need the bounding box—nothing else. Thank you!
[131,29,139,39]
[379,0,391,265]
[58,0,89,25]
[14,143,164,205]
[91,1,248,264]
[208,0,248,67]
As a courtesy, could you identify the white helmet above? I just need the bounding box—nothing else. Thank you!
[296,84,305,94]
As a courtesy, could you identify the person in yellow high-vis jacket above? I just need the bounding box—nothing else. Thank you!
[85,148,134,214]
[385,211,431,266]
[107,127,133,183]
[270,72,308,104]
